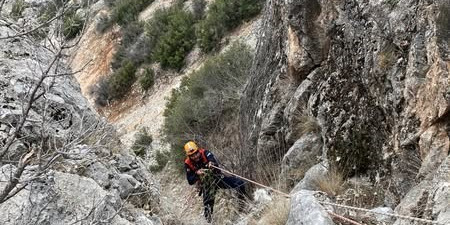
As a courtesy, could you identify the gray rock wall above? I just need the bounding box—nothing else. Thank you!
[240,0,449,223]
[0,2,161,223]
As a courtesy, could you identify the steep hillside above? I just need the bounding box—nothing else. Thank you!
[2,0,448,224]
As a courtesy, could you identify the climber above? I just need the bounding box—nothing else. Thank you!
[183,141,247,223]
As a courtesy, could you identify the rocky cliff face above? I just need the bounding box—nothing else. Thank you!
[240,0,448,223]
[0,1,160,224]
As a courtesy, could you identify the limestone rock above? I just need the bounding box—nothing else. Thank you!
[281,133,323,187]
[291,162,328,193]
[286,190,334,225]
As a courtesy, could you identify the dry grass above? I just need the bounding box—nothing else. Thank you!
[294,113,321,138]
[316,168,344,197]
[377,43,396,69]
[256,197,290,225]
[285,167,307,190]
[338,179,385,209]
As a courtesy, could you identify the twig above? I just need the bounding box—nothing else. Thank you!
[0,149,35,203]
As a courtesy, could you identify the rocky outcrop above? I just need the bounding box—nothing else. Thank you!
[0,19,97,159]
[240,0,448,223]
[281,133,323,187]
[0,149,161,225]
[286,190,334,225]
[0,1,160,224]
[393,155,450,225]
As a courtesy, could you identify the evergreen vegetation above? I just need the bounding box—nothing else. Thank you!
[132,128,153,157]
[91,60,137,106]
[62,9,85,39]
[108,60,137,100]
[153,9,195,70]
[163,43,253,168]
[149,150,169,172]
[10,0,27,19]
[140,68,155,91]
[196,0,263,52]
[38,0,85,39]
[98,0,154,32]
[93,0,263,106]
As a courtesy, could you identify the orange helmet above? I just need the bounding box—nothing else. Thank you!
[184,141,199,156]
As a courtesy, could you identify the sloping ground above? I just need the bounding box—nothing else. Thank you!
[117,17,262,224]
[114,17,262,149]
[138,0,176,21]
[70,10,120,103]
[69,0,262,223]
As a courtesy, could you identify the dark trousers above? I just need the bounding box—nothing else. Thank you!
[201,175,246,223]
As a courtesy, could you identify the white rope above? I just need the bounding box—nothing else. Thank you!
[209,165,444,225]
[319,201,445,225]
[209,165,290,198]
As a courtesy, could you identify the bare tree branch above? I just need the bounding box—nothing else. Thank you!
[0,148,34,203]
[0,47,63,159]
[0,4,71,40]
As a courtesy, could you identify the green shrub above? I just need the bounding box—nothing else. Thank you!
[97,0,152,33]
[149,150,169,172]
[10,0,27,19]
[91,76,110,106]
[196,0,263,52]
[152,7,196,70]
[163,43,253,168]
[132,128,153,157]
[383,0,399,8]
[144,8,173,58]
[63,9,85,39]
[140,68,155,91]
[111,21,146,69]
[192,0,206,20]
[38,0,69,23]
[108,60,137,100]
[110,0,153,26]
[38,0,85,39]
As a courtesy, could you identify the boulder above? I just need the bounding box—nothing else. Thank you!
[286,190,334,225]
[291,162,328,193]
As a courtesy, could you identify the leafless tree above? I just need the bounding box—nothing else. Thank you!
[0,0,94,206]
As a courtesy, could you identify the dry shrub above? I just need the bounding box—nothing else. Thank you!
[289,110,320,144]
[316,168,344,197]
[338,179,385,209]
[285,167,307,190]
[295,114,321,137]
[257,197,290,225]
[377,43,397,69]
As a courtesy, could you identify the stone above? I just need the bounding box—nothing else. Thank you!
[286,190,334,225]
[365,207,395,224]
[291,162,328,193]
[281,133,323,186]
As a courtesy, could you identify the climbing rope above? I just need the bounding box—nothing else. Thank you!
[319,201,445,225]
[209,165,290,198]
[209,164,445,225]
[327,210,364,225]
